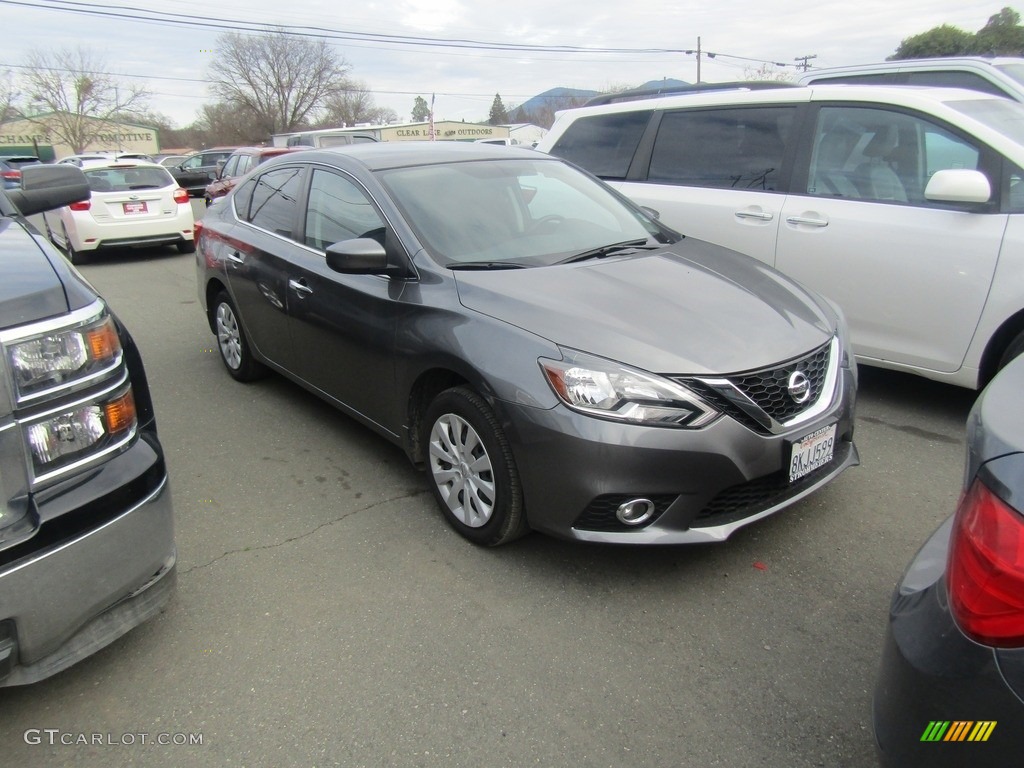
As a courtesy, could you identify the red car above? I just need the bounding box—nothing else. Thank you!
[204,146,303,204]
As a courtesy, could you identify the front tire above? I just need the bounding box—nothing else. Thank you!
[212,291,266,382]
[423,387,529,546]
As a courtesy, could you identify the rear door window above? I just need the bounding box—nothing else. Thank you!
[245,166,305,239]
[548,111,652,180]
[647,106,794,191]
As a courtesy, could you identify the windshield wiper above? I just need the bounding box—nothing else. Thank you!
[446,261,529,270]
[558,238,660,264]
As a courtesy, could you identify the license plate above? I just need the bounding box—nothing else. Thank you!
[788,423,837,483]
[123,201,148,214]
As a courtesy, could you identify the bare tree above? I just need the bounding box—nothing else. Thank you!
[20,47,149,153]
[208,29,351,137]
[742,63,794,82]
[0,69,18,122]
[196,102,265,146]
[317,81,398,127]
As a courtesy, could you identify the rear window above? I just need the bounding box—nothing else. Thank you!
[84,166,173,192]
[647,106,794,191]
[548,110,653,180]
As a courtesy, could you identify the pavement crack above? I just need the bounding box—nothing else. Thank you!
[180,488,430,576]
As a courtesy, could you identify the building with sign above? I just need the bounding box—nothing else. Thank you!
[273,121,513,148]
[0,113,160,161]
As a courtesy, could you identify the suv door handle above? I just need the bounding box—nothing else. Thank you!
[735,210,773,221]
[226,251,245,265]
[288,278,313,297]
[786,215,829,227]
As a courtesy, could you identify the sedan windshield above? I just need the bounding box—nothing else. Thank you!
[376,158,672,266]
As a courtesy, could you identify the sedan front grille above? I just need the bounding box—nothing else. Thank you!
[677,338,836,435]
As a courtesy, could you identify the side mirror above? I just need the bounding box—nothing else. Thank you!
[7,165,90,216]
[925,169,991,204]
[325,238,390,274]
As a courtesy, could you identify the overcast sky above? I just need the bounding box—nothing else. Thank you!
[1,0,1011,128]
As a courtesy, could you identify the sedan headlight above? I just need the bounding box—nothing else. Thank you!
[6,311,122,404]
[540,350,719,428]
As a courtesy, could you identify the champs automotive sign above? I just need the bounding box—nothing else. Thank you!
[0,115,160,159]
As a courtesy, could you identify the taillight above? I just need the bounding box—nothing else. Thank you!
[69,200,91,211]
[173,188,189,204]
[1,170,19,181]
[194,219,205,239]
[948,479,1024,647]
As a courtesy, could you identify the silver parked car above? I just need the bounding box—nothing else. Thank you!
[196,143,858,546]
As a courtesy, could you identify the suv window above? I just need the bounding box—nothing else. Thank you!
[807,106,984,205]
[304,169,385,250]
[547,110,652,179]
[648,106,794,191]
[246,166,304,238]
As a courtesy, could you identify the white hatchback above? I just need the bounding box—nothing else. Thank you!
[537,84,1024,389]
[43,160,195,264]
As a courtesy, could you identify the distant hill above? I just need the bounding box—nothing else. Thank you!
[510,79,691,124]
[514,87,601,116]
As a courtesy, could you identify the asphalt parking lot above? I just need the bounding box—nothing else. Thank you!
[0,212,978,767]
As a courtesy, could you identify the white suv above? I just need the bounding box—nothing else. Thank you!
[536,83,1024,388]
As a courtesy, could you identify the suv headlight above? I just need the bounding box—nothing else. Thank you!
[540,349,719,428]
[1,301,138,490]
[5,311,122,404]
[25,384,137,484]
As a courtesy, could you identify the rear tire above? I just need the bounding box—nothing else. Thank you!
[423,386,529,546]
[178,239,196,254]
[61,224,86,265]
[212,291,266,382]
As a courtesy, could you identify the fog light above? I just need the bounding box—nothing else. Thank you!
[616,498,656,526]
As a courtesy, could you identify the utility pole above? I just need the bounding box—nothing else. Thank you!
[794,54,817,72]
[685,37,702,83]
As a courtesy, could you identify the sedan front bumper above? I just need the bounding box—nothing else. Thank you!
[499,363,857,544]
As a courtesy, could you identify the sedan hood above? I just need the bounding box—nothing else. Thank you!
[453,239,836,375]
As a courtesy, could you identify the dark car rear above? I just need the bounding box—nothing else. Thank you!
[0,156,42,189]
[873,353,1024,763]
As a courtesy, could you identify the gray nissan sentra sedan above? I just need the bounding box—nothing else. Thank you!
[196,142,858,546]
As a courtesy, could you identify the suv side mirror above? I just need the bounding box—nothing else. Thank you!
[925,169,991,204]
[7,165,90,216]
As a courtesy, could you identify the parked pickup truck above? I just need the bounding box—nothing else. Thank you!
[0,164,176,685]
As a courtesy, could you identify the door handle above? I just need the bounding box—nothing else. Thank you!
[226,251,245,264]
[786,215,828,228]
[288,278,313,296]
[735,210,773,221]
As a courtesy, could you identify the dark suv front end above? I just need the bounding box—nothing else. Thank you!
[0,165,175,685]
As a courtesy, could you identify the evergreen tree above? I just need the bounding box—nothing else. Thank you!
[411,96,430,122]
[488,93,509,125]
